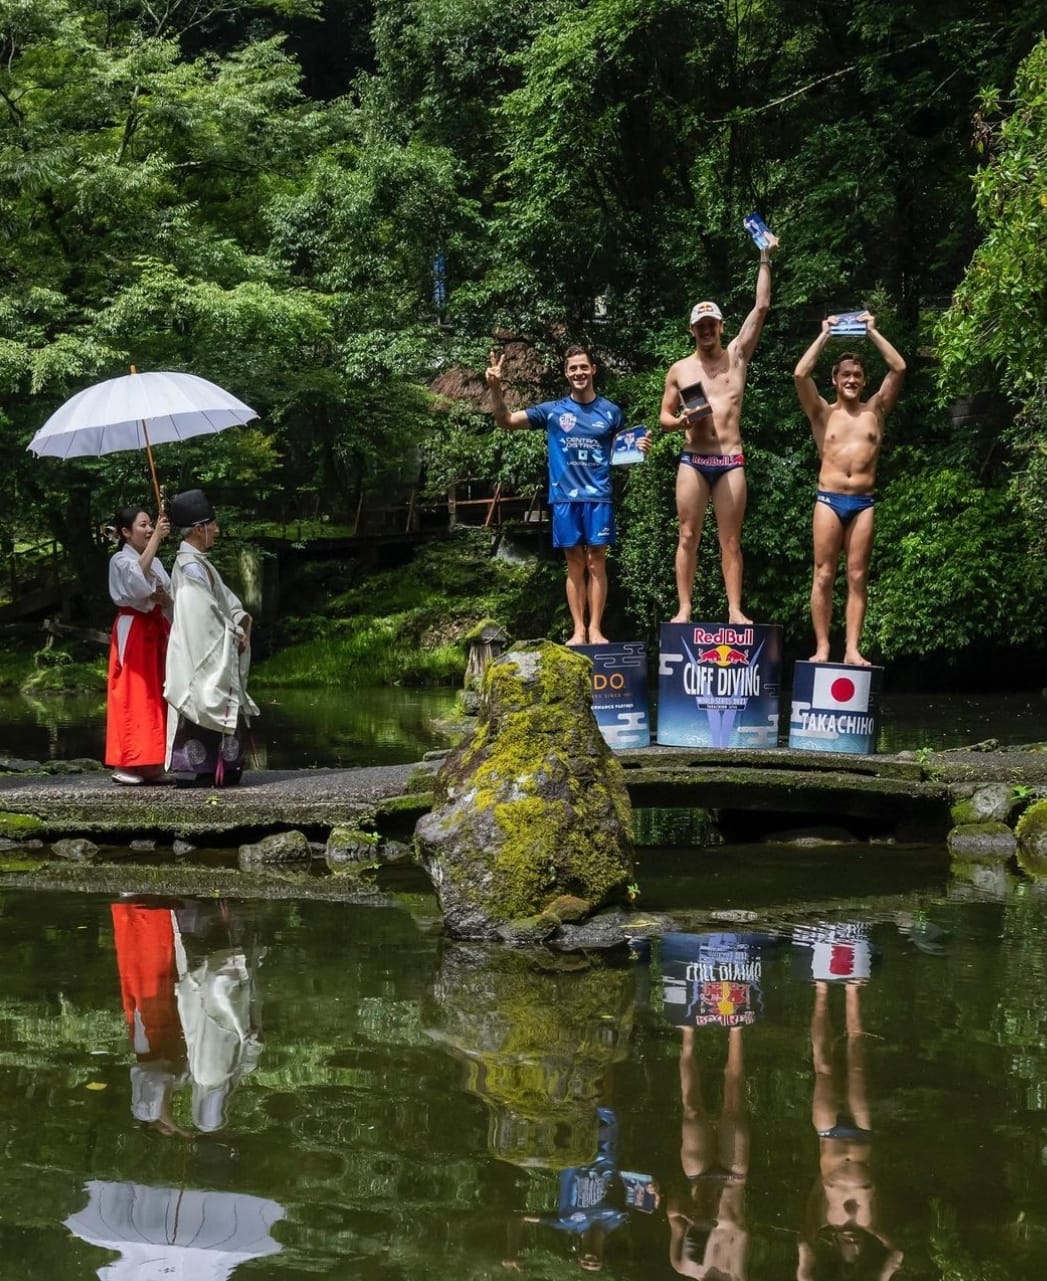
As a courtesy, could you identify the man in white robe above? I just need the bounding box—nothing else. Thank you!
[164,489,259,787]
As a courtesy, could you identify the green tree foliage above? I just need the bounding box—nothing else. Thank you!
[3,0,1047,668]
[937,36,1047,547]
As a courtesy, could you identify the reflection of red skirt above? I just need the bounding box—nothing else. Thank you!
[110,904,183,1061]
[105,607,170,768]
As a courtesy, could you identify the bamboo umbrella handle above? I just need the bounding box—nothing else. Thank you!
[129,364,164,513]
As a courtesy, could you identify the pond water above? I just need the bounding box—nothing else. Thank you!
[2,686,1046,768]
[2,861,1046,1280]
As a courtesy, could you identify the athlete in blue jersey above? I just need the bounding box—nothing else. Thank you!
[488,345,648,645]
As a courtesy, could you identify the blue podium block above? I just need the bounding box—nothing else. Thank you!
[656,622,782,748]
[577,641,650,749]
[788,661,882,753]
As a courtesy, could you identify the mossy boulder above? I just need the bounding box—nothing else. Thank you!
[51,837,101,863]
[325,826,380,868]
[1016,799,1047,876]
[414,640,633,940]
[238,829,312,869]
[949,783,1015,827]
[946,821,1016,864]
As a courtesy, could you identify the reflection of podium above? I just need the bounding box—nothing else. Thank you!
[656,622,781,748]
[577,642,650,749]
[792,921,872,982]
[788,661,882,753]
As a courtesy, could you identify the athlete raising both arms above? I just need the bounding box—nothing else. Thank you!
[659,243,776,626]
[793,313,906,667]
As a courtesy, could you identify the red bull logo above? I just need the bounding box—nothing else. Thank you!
[696,644,750,667]
[692,626,753,647]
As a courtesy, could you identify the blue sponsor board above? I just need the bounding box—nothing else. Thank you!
[656,622,782,748]
[577,641,650,749]
[788,661,882,754]
[659,932,776,1028]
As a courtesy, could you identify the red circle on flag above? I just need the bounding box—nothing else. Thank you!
[830,677,855,703]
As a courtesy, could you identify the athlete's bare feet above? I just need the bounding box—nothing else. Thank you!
[670,607,692,624]
[728,610,753,626]
[843,648,873,666]
[588,630,609,645]
[809,647,830,663]
[566,631,588,647]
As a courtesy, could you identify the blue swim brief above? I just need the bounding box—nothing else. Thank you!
[816,490,875,526]
[679,452,745,486]
[552,501,615,549]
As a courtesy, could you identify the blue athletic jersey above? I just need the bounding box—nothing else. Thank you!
[526,395,623,503]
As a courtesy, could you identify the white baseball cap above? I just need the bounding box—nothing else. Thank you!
[690,301,723,324]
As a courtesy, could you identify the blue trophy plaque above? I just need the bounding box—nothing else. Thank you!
[611,425,649,466]
[829,310,868,338]
[656,622,782,748]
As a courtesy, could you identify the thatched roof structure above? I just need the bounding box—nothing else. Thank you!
[428,337,552,414]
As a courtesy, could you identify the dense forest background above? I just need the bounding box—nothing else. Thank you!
[2,0,1047,673]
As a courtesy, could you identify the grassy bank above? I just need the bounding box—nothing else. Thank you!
[254,529,564,689]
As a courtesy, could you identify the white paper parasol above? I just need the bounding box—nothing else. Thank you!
[28,370,259,509]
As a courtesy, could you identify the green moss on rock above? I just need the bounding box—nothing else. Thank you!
[1016,799,1047,876]
[415,641,633,939]
[0,812,45,840]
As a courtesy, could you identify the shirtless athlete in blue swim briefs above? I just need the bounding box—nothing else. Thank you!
[794,314,906,666]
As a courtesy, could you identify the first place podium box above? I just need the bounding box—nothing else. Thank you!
[788,661,883,754]
[657,622,782,748]
[577,642,650,750]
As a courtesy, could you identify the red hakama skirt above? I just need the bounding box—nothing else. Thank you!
[104,606,171,768]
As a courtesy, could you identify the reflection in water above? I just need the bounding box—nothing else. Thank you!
[111,900,263,1134]
[5,882,1047,1278]
[659,933,777,1281]
[504,1108,646,1272]
[798,980,903,1281]
[669,1028,749,1281]
[64,1180,284,1281]
[791,922,902,1281]
[428,947,634,1167]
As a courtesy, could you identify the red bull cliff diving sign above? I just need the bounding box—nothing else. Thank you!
[788,660,882,753]
[657,622,782,748]
[577,642,650,749]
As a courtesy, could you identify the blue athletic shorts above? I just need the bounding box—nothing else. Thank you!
[552,501,615,549]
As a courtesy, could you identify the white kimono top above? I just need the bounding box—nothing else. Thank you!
[164,544,259,743]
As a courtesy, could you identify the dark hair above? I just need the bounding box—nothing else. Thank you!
[114,506,149,549]
[564,344,595,366]
[832,352,866,379]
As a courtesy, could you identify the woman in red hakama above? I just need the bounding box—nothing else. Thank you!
[105,506,172,784]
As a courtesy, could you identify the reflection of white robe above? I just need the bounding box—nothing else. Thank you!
[174,920,262,1132]
[64,1180,284,1281]
[164,546,259,762]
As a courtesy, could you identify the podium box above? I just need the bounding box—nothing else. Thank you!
[788,661,882,754]
[656,622,782,748]
[577,641,650,749]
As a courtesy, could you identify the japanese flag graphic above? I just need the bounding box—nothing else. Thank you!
[811,667,872,712]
